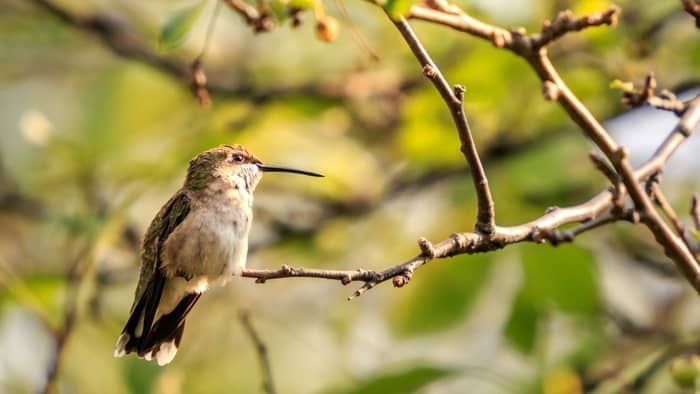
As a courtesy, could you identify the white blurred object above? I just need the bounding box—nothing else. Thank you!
[606,88,700,183]
[0,308,53,392]
[19,110,53,146]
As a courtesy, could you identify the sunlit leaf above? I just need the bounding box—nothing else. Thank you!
[384,0,414,19]
[159,1,206,52]
[288,0,315,9]
[609,79,633,91]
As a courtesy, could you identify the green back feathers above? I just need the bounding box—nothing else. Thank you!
[134,192,191,306]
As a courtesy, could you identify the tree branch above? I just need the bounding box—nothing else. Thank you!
[243,5,700,298]
[692,195,700,232]
[224,0,275,32]
[239,309,276,394]
[407,2,700,293]
[29,0,350,103]
[682,0,700,27]
[390,16,495,234]
[621,73,689,116]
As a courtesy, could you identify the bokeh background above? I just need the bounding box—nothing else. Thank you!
[1,0,699,393]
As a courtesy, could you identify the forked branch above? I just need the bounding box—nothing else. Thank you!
[245,4,700,298]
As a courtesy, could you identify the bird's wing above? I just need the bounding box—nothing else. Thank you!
[132,191,191,311]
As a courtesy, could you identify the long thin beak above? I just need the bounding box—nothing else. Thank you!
[257,163,324,177]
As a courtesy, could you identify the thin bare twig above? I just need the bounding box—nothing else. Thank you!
[390,16,496,235]
[190,0,223,106]
[533,6,619,48]
[682,0,700,27]
[239,309,276,394]
[43,245,92,394]
[29,0,348,103]
[224,0,275,32]
[649,181,686,236]
[621,72,689,116]
[692,195,700,232]
[648,180,695,253]
[333,0,380,61]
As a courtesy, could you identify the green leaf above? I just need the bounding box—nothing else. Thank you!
[384,0,414,19]
[123,356,160,394]
[504,244,601,354]
[0,274,66,328]
[159,1,206,52]
[330,366,454,394]
[390,253,491,336]
[288,0,315,10]
[520,244,600,316]
[503,291,539,353]
[609,79,633,91]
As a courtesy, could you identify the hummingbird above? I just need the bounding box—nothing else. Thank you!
[114,144,323,366]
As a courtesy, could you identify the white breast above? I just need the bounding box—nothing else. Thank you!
[161,189,253,289]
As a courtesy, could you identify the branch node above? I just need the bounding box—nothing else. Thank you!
[545,206,560,214]
[422,64,437,78]
[340,274,352,285]
[530,226,547,244]
[418,237,437,258]
[281,264,294,275]
[190,58,212,107]
[542,80,560,101]
[491,31,507,48]
[612,147,629,163]
[392,270,414,287]
[453,85,465,101]
[630,210,641,224]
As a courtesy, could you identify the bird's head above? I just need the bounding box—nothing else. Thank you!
[184,144,323,192]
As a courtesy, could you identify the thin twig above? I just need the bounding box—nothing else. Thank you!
[681,0,700,27]
[533,6,619,48]
[190,0,223,106]
[224,0,275,32]
[621,72,689,116]
[30,0,347,103]
[390,16,496,234]
[648,180,695,253]
[692,195,700,232]
[42,245,92,394]
[239,309,276,394]
[649,181,687,238]
[333,0,380,61]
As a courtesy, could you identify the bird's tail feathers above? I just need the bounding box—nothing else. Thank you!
[114,289,200,366]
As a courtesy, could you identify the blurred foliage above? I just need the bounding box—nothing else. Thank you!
[0,0,699,393]
[329,365,455,394]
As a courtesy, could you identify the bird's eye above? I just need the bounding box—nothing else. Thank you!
[232,154,244,163]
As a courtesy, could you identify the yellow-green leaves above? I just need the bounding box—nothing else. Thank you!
[504,244,601,353]
[390,254,491,336]
[384,0,414,20]
[329,366,455,394]
[159,1,206,52]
